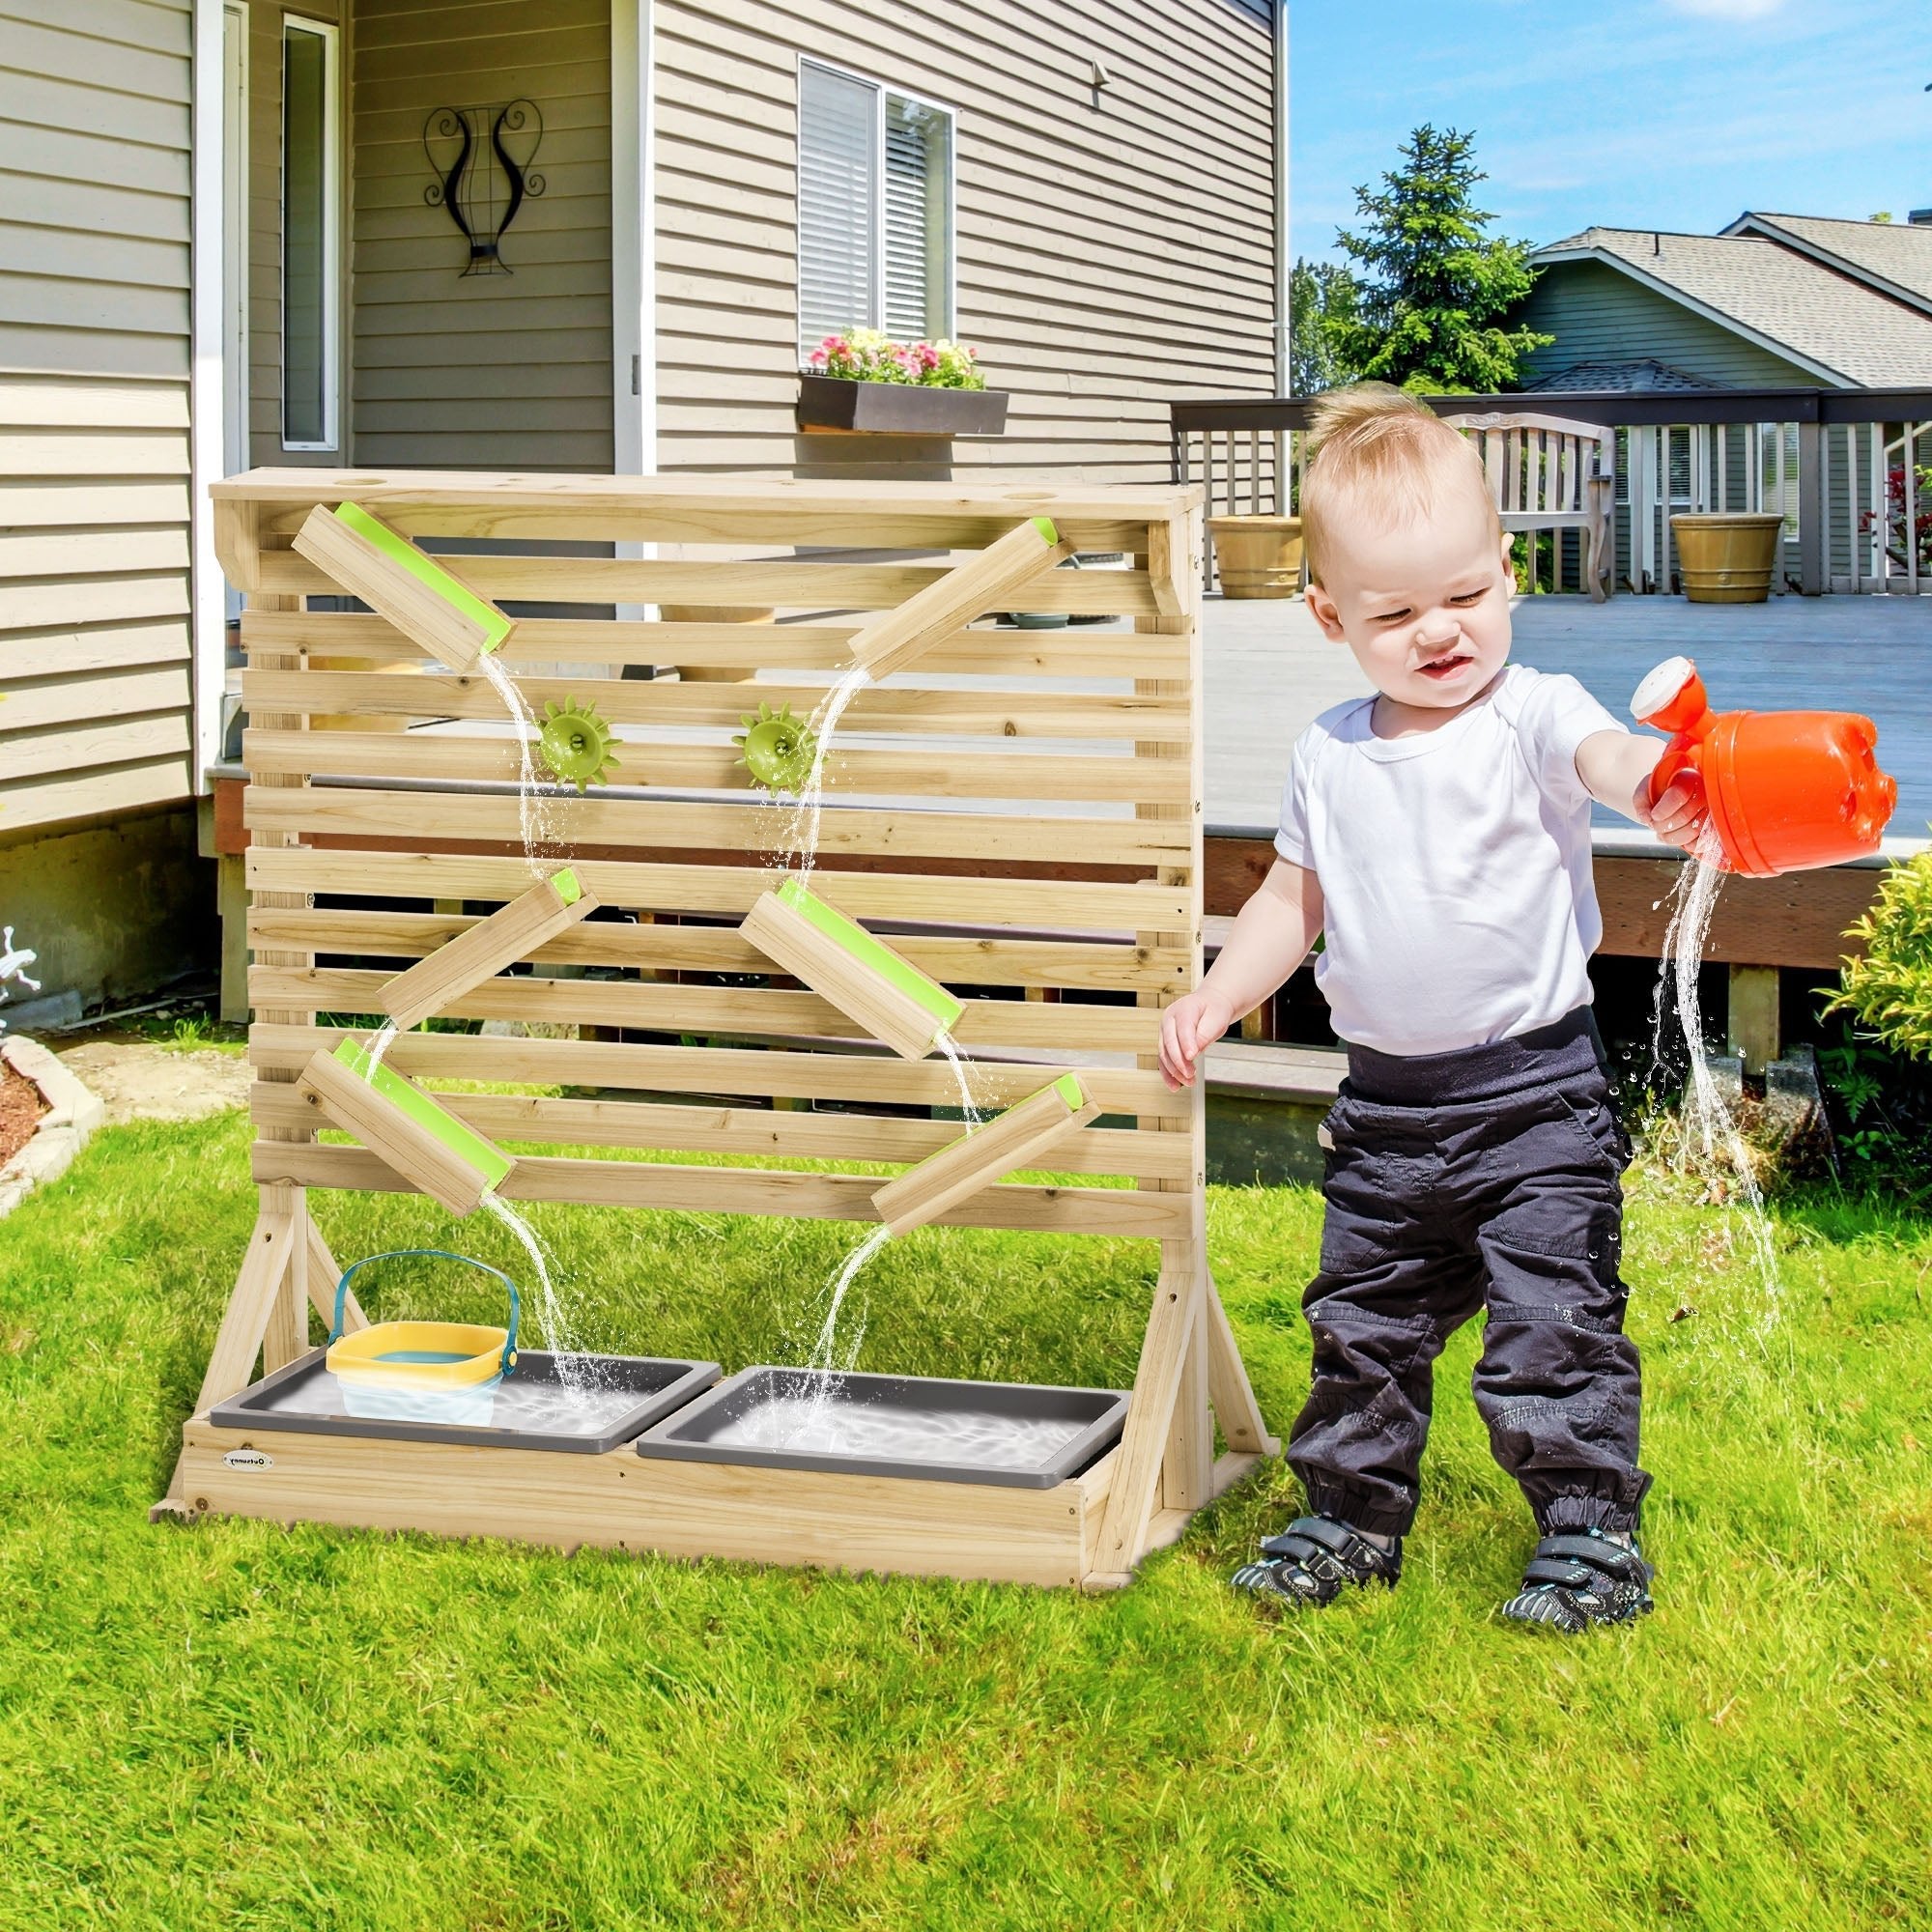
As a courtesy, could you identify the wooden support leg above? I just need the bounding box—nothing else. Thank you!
[1204,1267,1279,1456]
[216,854,249,1025]
[1727,964,1781,1074]
[1161,1278,1212,1512]
[304,1215,365,1333]
[193,1193,300,1413]
[156,1191,306,1520]
[1094,1248,1204,1576]
[260,1189,310,1374]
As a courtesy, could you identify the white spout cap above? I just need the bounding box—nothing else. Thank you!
[1631,655,1696,724]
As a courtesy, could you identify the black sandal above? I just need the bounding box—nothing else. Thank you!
[1231,1514,1403,1608]
[1501,1529,1655,1633]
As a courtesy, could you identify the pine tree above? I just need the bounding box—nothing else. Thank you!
[1334,125,1551,393]
[1289,258,1360,395]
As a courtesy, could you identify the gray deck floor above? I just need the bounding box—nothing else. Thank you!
[1205,592,1932,842]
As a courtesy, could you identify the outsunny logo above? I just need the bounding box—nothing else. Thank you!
[221,1448,274,1471]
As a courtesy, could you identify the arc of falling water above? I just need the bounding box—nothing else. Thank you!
[362,653,558,1085]
[1655,851,1781,1336]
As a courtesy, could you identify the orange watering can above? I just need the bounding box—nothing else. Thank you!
[1632,656,1896,876]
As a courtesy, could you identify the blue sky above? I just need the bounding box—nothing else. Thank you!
[1292,0,1929,263]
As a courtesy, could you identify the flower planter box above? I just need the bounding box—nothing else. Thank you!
[797,373,1009,437]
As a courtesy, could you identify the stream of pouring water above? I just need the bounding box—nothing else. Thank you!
[480,1193,600,1393]
[782,663,871,885]
[476,652,559,881]
[781,1223,894,1443]
[934,1031,984,1127]
[362,652,555,1089]
[1655,853,1782,1334]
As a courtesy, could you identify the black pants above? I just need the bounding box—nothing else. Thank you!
[1288,1008,1650,1539]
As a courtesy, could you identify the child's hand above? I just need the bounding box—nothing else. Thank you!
[1158,990,1235,1091]
[1635,768,1709,855]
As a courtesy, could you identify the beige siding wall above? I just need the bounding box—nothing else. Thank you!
[655,0,1280,483]
[350,0,614,470]
[0,0,195,834]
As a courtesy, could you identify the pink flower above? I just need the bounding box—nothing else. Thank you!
[809,348,826,366]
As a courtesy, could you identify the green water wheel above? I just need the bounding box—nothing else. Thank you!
[536,696,621,792]
[733,699,818,795]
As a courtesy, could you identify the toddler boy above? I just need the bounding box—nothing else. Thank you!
[1160,384,1705,1633]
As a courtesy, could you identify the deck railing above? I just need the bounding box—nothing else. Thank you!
[1171,386,1932,597]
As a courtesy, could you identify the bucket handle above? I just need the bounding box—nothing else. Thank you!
[330,1249,520,1377]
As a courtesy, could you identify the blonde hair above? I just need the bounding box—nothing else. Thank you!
[1298,383,1501,586]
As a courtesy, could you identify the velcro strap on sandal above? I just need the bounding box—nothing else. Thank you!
[1524,1555,1597,1589]
[1262,1515,1358,1560]
[1526,1533,1647,1588]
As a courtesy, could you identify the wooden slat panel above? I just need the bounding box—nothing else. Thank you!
[244,846,1195,935]
[240,668,1189,742]
[242,727,1191,807]
[244,1022,1187,1119]
[247,1083,1193,1181]
[255,549,1160,615]
[245,907,1190,996]
[238,609,1193,679]
[242,786,1191,869]
[247,964,1162,1054]
[223,465,1195,539]
[250,1141,1190,1239]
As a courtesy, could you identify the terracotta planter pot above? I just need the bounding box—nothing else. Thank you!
[1670,513,1784,604]
[1208,515,1305,599]
[797,374,1009,437]
[658,604,772,683]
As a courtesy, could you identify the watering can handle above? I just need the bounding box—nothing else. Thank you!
[330,1249,520,1377]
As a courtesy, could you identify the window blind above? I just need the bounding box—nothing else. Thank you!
[798,62,878,347]
[884,99,944,340]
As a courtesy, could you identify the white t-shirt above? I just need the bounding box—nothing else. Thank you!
[1274,665,1625,1057]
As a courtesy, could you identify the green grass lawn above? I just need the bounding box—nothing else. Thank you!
[1,1106,1928,1929]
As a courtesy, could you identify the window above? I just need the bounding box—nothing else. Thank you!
[797,58,953,357]
[281,17,339,449]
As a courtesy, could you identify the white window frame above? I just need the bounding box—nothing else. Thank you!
[280,15,341,452]
[796,55,956,360]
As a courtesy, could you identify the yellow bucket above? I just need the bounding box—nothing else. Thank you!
[325,1251,519,1419]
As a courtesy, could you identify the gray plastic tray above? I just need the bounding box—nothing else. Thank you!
[210,1348,721,1456]
[633,1365,1129,1489]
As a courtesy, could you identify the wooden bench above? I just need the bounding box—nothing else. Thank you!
[1443,411,1614,601]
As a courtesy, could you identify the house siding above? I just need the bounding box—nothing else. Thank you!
[654,0,1280,483]
[349,0,614,470]
[0,0,195,837]
[1520,261,1826,390]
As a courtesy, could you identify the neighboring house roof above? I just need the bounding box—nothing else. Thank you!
[1530,226,1932,387]
[1723,212,1932,320]
[1521,358,1720,394]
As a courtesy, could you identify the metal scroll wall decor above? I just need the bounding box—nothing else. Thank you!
[423,99,546,275]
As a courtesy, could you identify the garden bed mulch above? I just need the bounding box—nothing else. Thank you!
[0,1063,44,1169]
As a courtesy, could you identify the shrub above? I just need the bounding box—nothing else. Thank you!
[1828,848,1932,1057]
[806,328,985,388]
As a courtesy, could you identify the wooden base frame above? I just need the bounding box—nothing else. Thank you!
[174,1409,1266,1590]
[166,471,1277,1585]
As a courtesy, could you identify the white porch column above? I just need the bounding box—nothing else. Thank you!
[611,0,657,479]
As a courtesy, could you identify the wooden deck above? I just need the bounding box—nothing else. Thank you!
[1204,589,1932,838]
[1199,590,1927,979]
